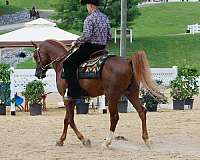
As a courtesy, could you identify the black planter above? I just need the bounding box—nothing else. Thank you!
[0,83,10,106]
[146,102,158,112]
[185,99,194,109]
[173,100,185,110]
[29,103,42,116]
[117,100,128,113]
[76,103,89,114]
[0,103,6,115]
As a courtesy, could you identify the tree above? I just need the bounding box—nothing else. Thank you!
[54,0,87,31]
[104,0,141,28]
[54,0,141,31]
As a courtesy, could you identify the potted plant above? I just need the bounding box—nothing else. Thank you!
[0,64,11,115]
[117,95,128,113]
[140,80,167,112]
[22,80,45,116]
[75,97,90,114]
[170,65,199,110]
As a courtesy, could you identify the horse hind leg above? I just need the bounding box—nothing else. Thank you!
[102,98,119,148]
[126,90,150,147]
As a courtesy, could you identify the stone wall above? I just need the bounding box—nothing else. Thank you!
[0,48,33,67]
[0,10,30,26]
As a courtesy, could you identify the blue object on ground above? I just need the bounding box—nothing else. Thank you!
[15,95,24,106]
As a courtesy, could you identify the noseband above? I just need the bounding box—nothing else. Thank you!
[35,47,68,71]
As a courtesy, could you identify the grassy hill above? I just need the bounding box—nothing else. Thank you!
[108,34,200,68]
[0,4,21,15]
[133,3,200,37]
[128,2,200,68]
[0,0,58,10]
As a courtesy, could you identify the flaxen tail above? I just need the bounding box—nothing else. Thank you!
[129,51,163,98]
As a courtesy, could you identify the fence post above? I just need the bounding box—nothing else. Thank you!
[114,29,117,43]
[130,29,133,43]
[172,66,178,78]
[10,67,16,115]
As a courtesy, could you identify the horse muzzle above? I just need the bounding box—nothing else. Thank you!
[35,69,46,79]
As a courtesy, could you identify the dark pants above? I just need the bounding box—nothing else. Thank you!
[63,43,105,98]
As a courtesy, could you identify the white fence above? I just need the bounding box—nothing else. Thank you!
[10,69,57,113]
[114,28,133,43]
[9,67,178,114]
[187,24,200,34]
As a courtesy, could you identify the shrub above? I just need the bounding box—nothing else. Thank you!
[170,65,199,100]
[0,64,11,105]
[22,80,45,104]
[140,80,167,110]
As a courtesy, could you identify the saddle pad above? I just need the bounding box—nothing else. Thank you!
[78,54,116,79]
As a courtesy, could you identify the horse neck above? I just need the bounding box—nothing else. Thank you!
[46,44,68,72]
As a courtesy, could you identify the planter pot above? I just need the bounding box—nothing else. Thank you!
[146,102,158,112]
[185,99,194,109]
[29,103,42,116]
[76,102,89,114]
[0,103,6,115]
[173,100,185,110]
[117,100,128,113]
[0,83,10,106]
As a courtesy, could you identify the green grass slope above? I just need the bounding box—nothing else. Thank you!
[0,0,58,9]
[133,2,200,37]
[16,58,36,69]
[108,34,200,68]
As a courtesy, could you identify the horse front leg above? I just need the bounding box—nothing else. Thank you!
[57,99,91,147]
[56,100,70,146]
[102,100,119,148]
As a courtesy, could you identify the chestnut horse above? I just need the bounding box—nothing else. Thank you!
[32,39,162,148]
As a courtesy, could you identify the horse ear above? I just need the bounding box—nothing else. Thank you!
[31,41,38,49]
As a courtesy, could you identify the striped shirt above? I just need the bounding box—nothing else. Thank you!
[74,9,112,46]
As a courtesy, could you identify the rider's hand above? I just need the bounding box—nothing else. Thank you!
[71,41,76,47]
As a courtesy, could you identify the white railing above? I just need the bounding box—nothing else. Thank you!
[9,67,178,113]
[114,28,133,43]
[151,66,178,86]
[187,24,200,34]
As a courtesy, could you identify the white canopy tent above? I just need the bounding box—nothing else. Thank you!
[24,18,56,27]
[0,18,79,48]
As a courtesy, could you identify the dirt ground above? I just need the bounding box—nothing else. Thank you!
[0,93,200,160]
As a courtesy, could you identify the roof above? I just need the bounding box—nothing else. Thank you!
[0,18,79,48]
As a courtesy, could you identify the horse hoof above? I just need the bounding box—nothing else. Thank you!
[56,140,64,146]
[101,141,110,149]
[144,139,151,149]
[83,139,91,147]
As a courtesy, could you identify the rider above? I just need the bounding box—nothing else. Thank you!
[63,0,112,100]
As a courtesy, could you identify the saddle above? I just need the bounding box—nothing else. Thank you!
[78,50,115,79]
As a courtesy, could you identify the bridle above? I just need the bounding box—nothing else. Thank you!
[35,46,74,71]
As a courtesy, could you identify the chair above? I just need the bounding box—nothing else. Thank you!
[14,93,24,111]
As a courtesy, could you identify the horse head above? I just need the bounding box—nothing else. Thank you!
[32,40,70,79]
[32,41,50,79]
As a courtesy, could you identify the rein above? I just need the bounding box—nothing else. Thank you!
[35,46,75,71]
